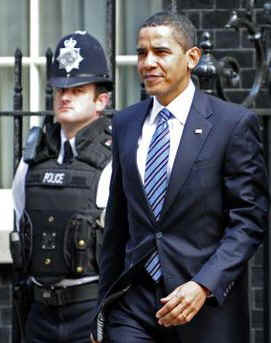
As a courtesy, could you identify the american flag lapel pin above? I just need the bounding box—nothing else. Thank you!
[194,128,203,134]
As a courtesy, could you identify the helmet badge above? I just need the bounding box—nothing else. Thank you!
[57,37,84,74]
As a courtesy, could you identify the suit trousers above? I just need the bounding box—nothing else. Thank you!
[25,299,96,343]
[104,272,179,343]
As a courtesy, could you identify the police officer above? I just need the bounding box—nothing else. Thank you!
[11,31,113,343]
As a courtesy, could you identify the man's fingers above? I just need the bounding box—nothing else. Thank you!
[170,303,198,326]
[158,300,200,327]
[157,300,189,326]
[156,293,183,318]
[156,281,208,327]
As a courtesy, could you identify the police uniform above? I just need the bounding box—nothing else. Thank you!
[11,31,113,343]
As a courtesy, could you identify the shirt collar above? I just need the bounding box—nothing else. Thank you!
[60,129,78,157]
[150,79,195,125]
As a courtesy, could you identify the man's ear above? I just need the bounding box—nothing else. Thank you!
[95,93,110,113]
[186,47,201,70]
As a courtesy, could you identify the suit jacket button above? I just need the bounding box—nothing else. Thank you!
[156,232,163,239]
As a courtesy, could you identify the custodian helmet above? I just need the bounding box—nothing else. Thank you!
[49,31,113,90]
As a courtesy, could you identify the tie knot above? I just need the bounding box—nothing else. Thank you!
[159,108,172,122]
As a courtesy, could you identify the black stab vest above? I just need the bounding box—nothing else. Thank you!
[22,117,112,285]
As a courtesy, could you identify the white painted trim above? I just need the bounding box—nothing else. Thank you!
[0,189,13,263]
[0,55,137,67]
[0,56,46,66]
[116,55,137,66]
[30,0,41,126]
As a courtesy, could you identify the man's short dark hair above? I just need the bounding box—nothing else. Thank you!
[94,83,110,100]
[138,11,197,51]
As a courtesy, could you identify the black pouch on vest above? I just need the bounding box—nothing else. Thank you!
[64,213,98,277]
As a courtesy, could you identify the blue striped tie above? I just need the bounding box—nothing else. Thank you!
[144,108,172,282]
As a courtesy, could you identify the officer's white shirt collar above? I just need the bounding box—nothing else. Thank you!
[58,129,78,164]
[59,127,111,208]
[149,79,195,124]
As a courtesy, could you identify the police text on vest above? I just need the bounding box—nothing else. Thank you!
[42,172,65,185]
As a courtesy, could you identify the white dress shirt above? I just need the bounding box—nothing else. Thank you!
[137,80,195,182]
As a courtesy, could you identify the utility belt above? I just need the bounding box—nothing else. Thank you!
[33,281,98,307]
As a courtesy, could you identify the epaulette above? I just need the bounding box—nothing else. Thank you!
[23,127,44,164]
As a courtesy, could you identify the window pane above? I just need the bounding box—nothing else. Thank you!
[117,65,143,110]
[118,0,163,55]
[0,0,29,188]
[0,67,30,188]
[39,0,107,55]
[0,0,29,56]
[116,0,163,109]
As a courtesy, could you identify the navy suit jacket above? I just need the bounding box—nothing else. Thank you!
[97,88,269,342]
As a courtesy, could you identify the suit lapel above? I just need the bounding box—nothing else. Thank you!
[160,89,213,221]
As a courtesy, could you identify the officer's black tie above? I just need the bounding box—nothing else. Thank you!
[63,140,73,164]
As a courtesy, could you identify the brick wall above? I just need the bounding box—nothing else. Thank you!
[251,246,265,343]
[175,0,269,108]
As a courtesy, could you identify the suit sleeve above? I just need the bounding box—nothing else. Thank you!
[193,111,269,305]
[98,115,129,302]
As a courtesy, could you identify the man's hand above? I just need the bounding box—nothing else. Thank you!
[156,281,209,327]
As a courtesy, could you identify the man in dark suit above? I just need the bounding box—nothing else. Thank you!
[91,11,269,343]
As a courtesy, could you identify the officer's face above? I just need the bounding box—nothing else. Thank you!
[137,25,200,106]
[54,84,108,133]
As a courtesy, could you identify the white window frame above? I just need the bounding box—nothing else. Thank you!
[0,0,43,262]
[0,0,138,262]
